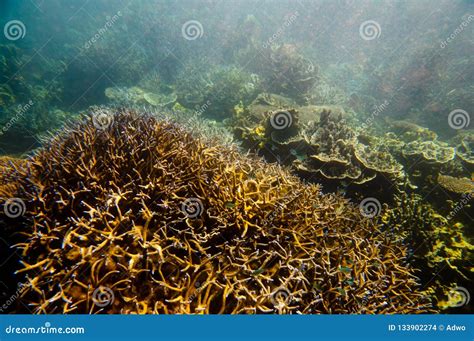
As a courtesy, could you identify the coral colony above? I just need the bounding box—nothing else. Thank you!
[2,111,431,314]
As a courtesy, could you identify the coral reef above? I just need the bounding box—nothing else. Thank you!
[175,65,260,120]
[453,132,474,171]
[235,106,405,198]
[104,86,177,108]
[0,156,26,198]
[437,174,474,194]
[7,111,430,314]
[252,44,318,102]
[379,193,473,311]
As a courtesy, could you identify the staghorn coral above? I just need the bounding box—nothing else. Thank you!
[0,156,26,199]
[7,110,430,314]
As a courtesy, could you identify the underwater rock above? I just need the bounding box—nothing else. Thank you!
[6,110,430,314]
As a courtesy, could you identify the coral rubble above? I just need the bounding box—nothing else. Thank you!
[7,111,430,314]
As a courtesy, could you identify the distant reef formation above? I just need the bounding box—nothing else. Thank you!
[1,110,431,314]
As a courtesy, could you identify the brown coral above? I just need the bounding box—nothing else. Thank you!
[9,110,430,314]
[437,174,474,194]
[0,156,26,198]
[236,107,405,197]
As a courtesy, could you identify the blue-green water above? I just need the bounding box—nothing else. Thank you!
[0,0,472,315]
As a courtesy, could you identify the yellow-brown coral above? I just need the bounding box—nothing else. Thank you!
[10,110,431,314]
[437,174,474,194]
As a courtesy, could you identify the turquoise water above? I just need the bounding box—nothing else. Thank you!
[0,0,472,315]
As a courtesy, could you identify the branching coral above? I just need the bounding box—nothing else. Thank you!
[7,110,430,314]
[0,156,26,199]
